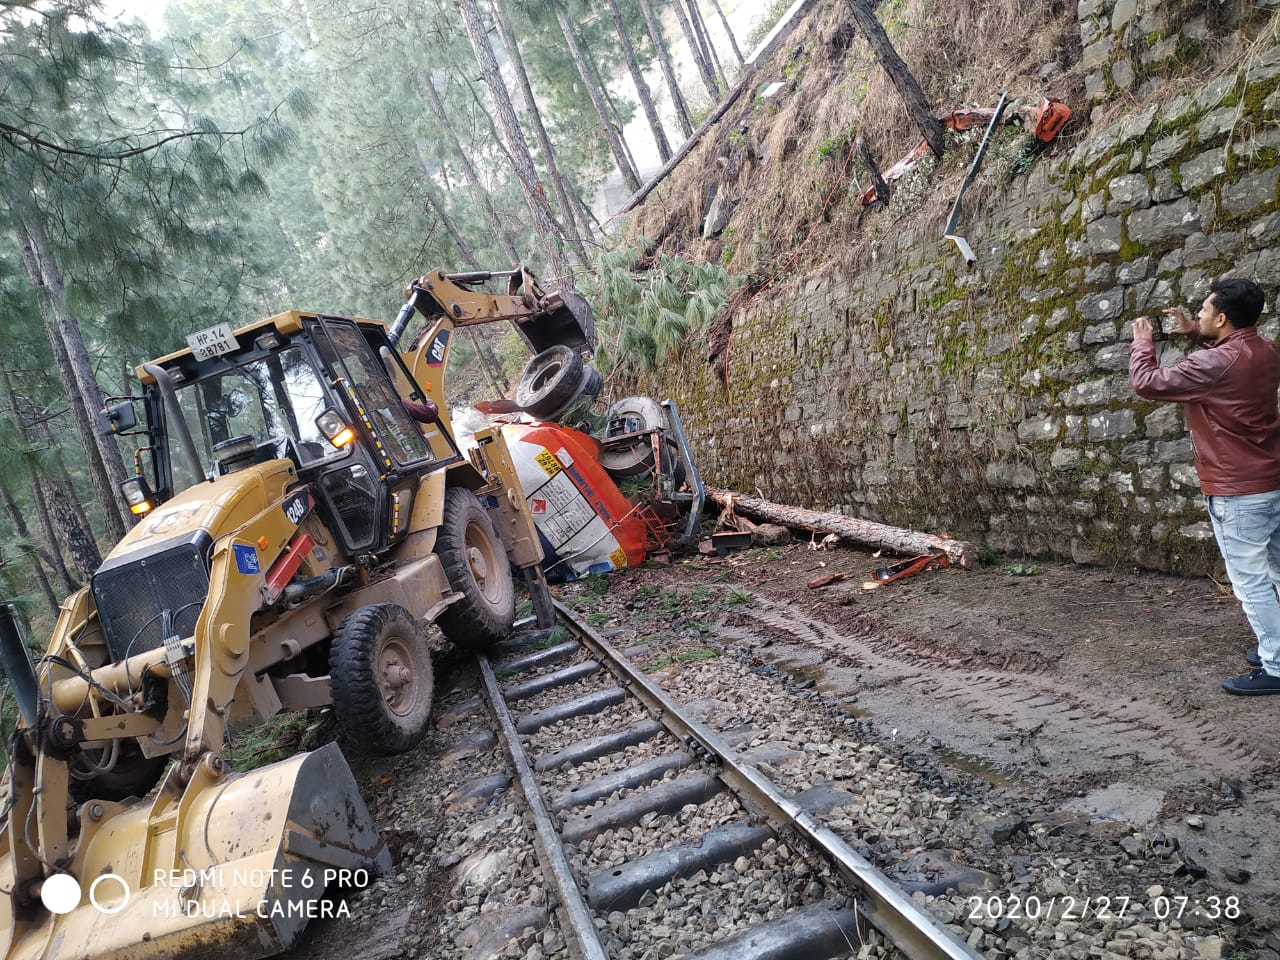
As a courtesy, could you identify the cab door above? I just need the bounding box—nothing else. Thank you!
[309,316,458,554]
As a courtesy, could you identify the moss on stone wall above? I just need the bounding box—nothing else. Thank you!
[633,11,1280,575]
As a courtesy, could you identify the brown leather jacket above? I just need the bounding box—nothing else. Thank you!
[1130,327,1280,495]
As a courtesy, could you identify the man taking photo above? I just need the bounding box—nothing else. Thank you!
[1130,278,1280,695]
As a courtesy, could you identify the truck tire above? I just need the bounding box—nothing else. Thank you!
[436,487,515,649]
[330,603,434,755]
[515,345,585,420]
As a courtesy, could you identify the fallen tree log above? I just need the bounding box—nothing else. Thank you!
[706,488,979,569]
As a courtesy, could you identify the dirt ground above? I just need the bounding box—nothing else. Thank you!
[593,536,1280,928]
[274,532,1280,960]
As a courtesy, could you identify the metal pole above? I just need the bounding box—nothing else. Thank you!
[943,91,1009,264]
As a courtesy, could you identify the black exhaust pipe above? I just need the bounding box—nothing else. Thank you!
[0,603,39,727]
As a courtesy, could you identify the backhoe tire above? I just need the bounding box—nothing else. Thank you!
[435,487,515,650]
[330,603,434,755]
[515,345,585,420]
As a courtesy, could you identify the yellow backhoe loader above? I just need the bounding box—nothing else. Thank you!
[0,268,595,960]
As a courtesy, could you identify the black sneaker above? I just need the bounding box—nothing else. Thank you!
[1222,668,1280,695]
[1246,650,1262,668]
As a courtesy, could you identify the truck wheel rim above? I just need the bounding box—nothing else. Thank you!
[466,521,501,602]
[377,635,420,716]
[529,360,563,394]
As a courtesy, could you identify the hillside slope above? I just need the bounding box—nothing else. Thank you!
[624,0,1280,574]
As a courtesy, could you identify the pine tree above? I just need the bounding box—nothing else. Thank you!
[487,0,593,261]
[458,0,574,283]
[670,0,720,99]
[523,0,642,193]
[1,1,305,545]
[605,0,672,164]
[634,0,694,138]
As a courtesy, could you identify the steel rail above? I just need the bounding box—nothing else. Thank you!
[551,599,982,960]
[478,654,610,960]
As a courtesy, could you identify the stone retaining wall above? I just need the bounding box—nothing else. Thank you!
[649,2,1280,573]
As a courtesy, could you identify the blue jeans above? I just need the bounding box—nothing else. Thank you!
[1207,490,1280,676]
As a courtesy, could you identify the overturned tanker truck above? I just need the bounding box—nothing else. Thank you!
[0,267,702,960]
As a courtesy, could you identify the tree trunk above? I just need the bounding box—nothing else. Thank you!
[28,217,132,525]
[705,487,978,568]
[564,174,603,239]
[487,0,591,266]
[0,483,60,616]
[14,216,130,542]
[457,73,583,268]
[605,0,672,163]
[467,330,507,398]
[42,484,101,583]
[5,393,100,584]
[635,0,694,139]
[670,0,720,99]
[557,172,595,246]
[591,62,644,183]
[44,427,100,555]
[457,0,574,284]
[425,189,483,271]
[856,134,890,205]
[685,0,725,89]
[0,372,77,594]
[553,4,641,193]
[707,0,745,67]
[28,475,76,594]
[847,0,946,156]
[422,73,522,266]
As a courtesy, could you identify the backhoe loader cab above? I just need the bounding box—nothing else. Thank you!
[0,263,692,960]
[129,312,458,557]
[0,303,549,960]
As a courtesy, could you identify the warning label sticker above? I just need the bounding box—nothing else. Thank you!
[535,450,561,477]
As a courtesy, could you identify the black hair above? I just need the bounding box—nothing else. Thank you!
[1209,278,1265,328]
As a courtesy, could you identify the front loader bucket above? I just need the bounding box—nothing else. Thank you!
[1,743,389,960]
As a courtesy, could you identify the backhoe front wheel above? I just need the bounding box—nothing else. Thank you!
[435,487,516,649]
[330,603,434,755]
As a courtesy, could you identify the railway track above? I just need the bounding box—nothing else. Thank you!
[475,600,981,960]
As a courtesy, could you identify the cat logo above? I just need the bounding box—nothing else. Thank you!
[427,330,450,367]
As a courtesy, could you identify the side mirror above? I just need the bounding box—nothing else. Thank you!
[98,400,137,435]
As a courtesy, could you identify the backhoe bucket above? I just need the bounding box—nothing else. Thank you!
[513,287,597,356]
[1,743,389,960]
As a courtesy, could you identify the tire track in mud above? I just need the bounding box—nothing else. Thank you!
[727,596,1262,781]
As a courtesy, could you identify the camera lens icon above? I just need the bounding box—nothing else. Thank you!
[39,874,80,915]
[39,873,131,916]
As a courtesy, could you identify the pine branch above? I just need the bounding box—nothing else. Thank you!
[0,93,299,164]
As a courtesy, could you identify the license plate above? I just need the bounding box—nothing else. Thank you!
[186,323,237,361]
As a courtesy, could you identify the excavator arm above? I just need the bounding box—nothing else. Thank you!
[388,266,596,357]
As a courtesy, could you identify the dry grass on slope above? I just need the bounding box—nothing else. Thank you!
[626,0,1084,291]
